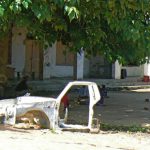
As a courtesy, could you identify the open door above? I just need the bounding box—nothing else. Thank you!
[57,82,100,132]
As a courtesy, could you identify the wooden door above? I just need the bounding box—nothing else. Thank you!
[25,40,43,80]
[0,32,15,80]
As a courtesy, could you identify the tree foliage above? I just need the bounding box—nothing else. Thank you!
[0,0,150,64]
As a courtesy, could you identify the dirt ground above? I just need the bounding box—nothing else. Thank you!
[1,125,150,150]
[67,90,150,127]
[95,90,150,127]
[1,90,150,150]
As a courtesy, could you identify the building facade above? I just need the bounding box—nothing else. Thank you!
[0,27,148,80]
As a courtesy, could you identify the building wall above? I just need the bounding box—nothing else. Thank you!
[83,58,90,77]
[88,56,112,78]
[121,66,143,77]
[11,27,146,79]
[112,60,121,79]
[143,63,150,76]
[11,27,26,77]
[43,43,73,79]
[11,29,74,79]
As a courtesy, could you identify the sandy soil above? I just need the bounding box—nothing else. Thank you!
[1,126,150,150]
[1,90,150,150]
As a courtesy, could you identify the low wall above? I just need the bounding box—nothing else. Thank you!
[121,66,143,77]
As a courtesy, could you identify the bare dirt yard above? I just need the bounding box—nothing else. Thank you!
[1,90,150,150]
[67,90,150,127]
[95,90,150,127]
[1,126,150,150]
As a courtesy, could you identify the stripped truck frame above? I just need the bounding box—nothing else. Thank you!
[0,81,101,132]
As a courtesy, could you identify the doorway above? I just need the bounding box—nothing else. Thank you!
[24,40,43,80]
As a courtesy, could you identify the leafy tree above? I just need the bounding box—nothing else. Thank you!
[0,0,150,64]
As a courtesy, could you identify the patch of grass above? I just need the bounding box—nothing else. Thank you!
[100,123,149,133]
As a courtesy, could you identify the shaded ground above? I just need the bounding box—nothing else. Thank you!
[95,91,150,127]
[66,90,150,127]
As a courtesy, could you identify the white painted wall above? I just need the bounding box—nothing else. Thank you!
[77,49,84,79]
[111,60,144,78]
[112,60,122,79]
[121,66,143,77]
[11,28,26,77]
[143,63,150,76]
[43,43,73,79]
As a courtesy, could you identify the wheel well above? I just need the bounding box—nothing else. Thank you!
[16,110,50,129]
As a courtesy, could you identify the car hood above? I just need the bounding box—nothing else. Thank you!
[17,96,56,104]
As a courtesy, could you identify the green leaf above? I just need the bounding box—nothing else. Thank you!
[9,2,22,13]
[22,1,28,9]
[16,0,21,4]
[65,6,79,21]
[22,0,32,9]
[0,5,4,16]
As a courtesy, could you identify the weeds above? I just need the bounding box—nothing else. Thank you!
[100,123,149,133]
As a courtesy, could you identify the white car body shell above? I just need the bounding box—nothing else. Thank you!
[0,81,101,131]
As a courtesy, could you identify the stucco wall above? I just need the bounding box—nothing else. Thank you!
[112,60,121,79]
[143,63,150,76]
[121,66,143,77]
[11,28,26,77]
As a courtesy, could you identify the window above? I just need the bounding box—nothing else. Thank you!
[56,41,74,66]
